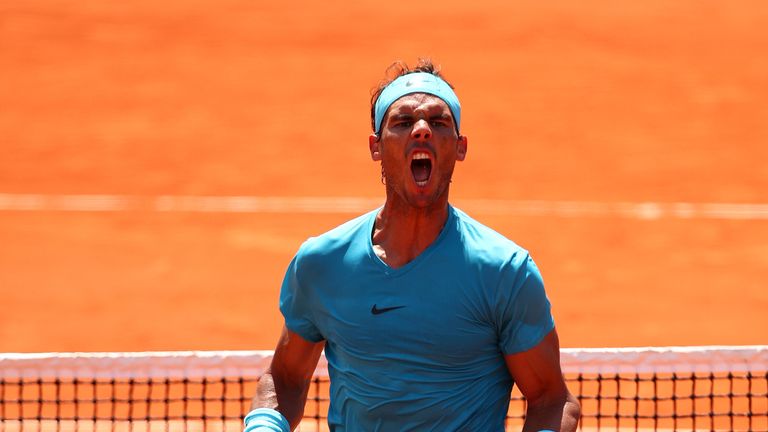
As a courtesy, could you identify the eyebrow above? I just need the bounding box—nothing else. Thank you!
[390,113,453,122]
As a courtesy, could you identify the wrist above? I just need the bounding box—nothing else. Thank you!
[243,408,290,432]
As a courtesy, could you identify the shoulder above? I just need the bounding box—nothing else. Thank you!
[449,207,551,338]
[450,206,531,267]
[295,208,377,265]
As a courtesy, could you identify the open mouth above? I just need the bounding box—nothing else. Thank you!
[410,152,433,187]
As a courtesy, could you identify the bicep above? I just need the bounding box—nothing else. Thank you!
[505,328,568,405]
[271,325,325,385]
[254,325,325,425]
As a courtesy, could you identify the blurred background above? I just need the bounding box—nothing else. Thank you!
[1,0,766,352]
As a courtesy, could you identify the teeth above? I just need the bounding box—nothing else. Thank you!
[413,152,430,160]
[416,181,428,187]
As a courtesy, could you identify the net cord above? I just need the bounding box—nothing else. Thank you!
[1,346,766,379]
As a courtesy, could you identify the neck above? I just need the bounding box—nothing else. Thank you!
[371,192,451,269]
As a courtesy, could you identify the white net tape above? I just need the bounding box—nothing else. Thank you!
[1,346,766,379]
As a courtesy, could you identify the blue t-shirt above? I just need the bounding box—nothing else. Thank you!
[279,205,554,431]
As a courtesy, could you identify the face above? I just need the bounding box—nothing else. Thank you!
[369,93,468,208]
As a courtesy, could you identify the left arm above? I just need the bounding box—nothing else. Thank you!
[505,328,581,432]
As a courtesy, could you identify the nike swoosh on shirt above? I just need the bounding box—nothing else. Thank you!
[371,304,406,315]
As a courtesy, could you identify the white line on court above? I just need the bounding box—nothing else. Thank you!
[0,193,767,220]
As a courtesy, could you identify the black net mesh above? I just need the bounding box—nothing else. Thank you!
[1,350,767,431]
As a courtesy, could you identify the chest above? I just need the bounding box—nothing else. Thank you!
[313,265,501,365]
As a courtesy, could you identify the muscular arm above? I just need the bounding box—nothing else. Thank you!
[505,329,581,432]
[252,325,325,431]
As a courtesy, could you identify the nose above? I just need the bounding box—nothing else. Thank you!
[411,119,432,140]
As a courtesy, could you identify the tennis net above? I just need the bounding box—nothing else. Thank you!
[1,346,766,431]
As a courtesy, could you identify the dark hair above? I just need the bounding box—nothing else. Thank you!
[369,58,456,132]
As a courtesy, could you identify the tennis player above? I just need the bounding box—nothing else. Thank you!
[245,59,581,431]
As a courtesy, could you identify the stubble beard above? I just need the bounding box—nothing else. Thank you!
[384,165,455,211]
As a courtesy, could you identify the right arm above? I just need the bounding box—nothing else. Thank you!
[252,325,325,431]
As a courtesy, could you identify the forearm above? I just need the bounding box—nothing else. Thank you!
[522,393,581,432]
[252,369,312,430]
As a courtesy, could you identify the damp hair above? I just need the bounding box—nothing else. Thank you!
[369,58,456,133]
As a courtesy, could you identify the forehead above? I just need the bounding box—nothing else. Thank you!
[387,93,452,116]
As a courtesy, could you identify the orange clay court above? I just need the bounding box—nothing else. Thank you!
[0,0,766,354]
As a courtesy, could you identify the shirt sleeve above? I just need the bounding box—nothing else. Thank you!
[278,252,325,343]
[495,253,555,355]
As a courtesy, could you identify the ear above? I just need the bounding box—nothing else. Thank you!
[456,135,468,161]
[369,133,382,161]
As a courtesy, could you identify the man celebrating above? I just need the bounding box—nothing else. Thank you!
[245,59,580,431]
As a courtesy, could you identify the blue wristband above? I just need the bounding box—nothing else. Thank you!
[243,408,290,432]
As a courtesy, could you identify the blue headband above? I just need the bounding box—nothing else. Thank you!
[373,72,461,134]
